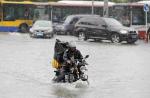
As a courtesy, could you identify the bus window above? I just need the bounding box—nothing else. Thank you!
[33,9,40,21]
[24,8,29,19]
[28,8,34,20]
[16,6,25,19]
[132,7,144,25]
[112,5,130,26]
[15,6,29,19]
[3,6,15,21]
[0,5,2,21]
[33,8,46,20]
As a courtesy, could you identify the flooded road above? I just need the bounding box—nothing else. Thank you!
[0,33,150,98]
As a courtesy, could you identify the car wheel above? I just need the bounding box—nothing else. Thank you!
[111,33,121,43]
[78,32,87,41]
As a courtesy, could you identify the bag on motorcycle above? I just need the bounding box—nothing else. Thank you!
[51,59,61,69]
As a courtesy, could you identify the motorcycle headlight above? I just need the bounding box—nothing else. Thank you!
[120,30,128,34]
[80,66,87,73]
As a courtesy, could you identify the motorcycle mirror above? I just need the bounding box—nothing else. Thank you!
[85,55,89,58]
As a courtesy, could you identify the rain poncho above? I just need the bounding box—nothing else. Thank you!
[52,39,68,69]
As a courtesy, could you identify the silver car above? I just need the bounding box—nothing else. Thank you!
[30,20,54,38]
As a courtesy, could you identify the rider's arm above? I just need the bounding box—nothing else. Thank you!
[63,50,72,64]
[77,50,83,61]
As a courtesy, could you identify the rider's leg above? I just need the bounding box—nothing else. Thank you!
[55,67,66,82]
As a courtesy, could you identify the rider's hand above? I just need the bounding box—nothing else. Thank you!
[78,59,82,62]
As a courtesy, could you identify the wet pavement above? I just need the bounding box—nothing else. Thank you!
[0,33,150,98]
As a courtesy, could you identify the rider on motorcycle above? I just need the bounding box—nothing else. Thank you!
[54,42,83,82]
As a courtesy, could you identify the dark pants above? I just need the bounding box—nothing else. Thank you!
[55,64,79,82]
[55,65,69,82]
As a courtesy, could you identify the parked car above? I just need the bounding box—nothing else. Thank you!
[55,14,99,35]
[30,20,54,38]
[74,17,138,44]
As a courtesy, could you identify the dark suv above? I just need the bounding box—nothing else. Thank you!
[74,17,138,44]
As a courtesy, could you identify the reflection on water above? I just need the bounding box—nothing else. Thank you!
[52,82,89,98]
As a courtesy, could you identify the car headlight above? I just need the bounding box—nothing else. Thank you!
[120,30,128,34]
[135,30,138,34]
[29,28,34,32]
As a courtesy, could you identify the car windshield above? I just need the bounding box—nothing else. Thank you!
[34,21,52,27]
[63,16,73,24]
[104,18,123,27]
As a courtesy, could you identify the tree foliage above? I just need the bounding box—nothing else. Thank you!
[31,0,59,1]
[74,0,143,3]
[86,0,141,3]
[5,0,59,2]
[4,0,143,3]
[111,0,140,3]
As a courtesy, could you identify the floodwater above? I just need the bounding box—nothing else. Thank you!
[0,33,150,98]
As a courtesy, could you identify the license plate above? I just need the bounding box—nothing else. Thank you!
[36,32,43,36]
[131,35,137,38]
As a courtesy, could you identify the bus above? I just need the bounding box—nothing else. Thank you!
[31,1,115,23]
[49,1,115,23]
[0,0,35,32]
[34,0,150,27]
[112,1,150,27]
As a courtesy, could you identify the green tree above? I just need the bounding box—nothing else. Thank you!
[75,0,142,3]
[5,0,59,2]
[31,0,59,1]
[4,0,143,3]
[111,0,128,3]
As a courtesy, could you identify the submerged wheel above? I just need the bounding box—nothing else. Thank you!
[20,24,29,33]
[80,74,88,81]
[111,33,121,43]
[78,32,87,41]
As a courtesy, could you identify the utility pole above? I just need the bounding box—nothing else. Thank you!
[143,3,149,43]
[92,0,94,15]
[103,0,108,17]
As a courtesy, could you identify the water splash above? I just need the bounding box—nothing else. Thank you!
[51,81,89,98]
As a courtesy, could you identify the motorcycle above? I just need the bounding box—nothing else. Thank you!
[53,55,89,84]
